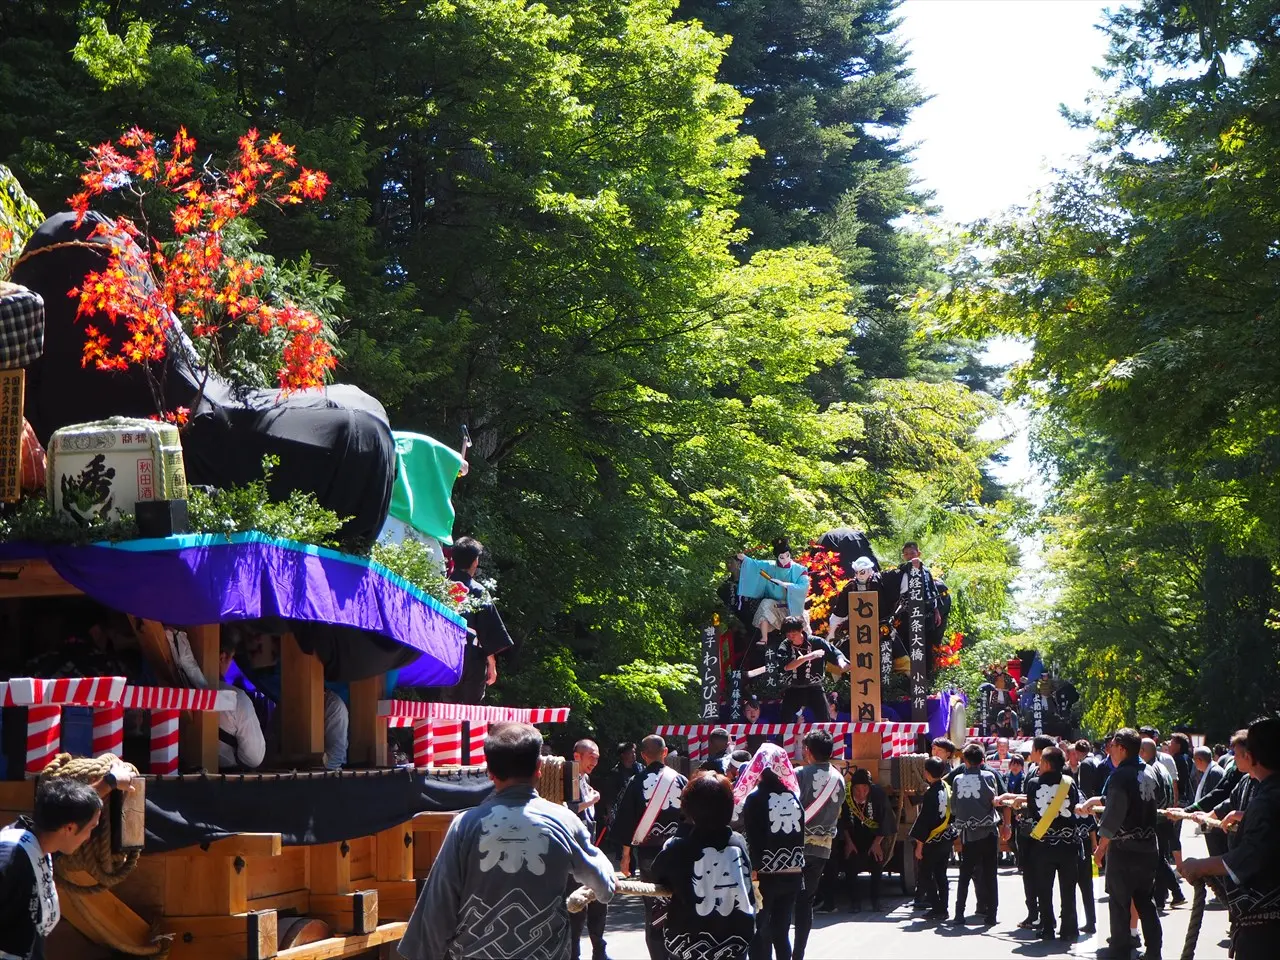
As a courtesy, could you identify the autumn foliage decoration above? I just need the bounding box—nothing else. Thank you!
[935,631,963,671]
[67,126,335,421]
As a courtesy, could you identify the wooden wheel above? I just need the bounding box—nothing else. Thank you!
[278,918,331,949]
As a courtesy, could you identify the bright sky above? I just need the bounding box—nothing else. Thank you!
[895,1,1117,597]
[898,0,1115,224]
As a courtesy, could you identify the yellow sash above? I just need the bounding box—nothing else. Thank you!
[926,780,953,843]
[1030,776,1073,841]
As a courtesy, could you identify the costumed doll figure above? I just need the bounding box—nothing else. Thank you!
[736,538,812,643]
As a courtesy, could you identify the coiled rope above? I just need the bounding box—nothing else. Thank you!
[39,753,140,892]
[538,754,567,805]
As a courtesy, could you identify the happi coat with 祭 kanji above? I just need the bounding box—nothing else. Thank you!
[742,777,806,875]
[398,785,615,960]
[649,825,756,960]
[610,761,689,853]
[798,762,847,861]
[737,557,810,618]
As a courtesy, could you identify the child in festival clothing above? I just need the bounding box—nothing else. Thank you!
[737,743,806,960]
[650,773,756,960]
[910,756,955,921]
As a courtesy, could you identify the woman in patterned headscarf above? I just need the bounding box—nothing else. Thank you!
[738,743,805,960]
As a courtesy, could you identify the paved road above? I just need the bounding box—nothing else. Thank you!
[587,832,1230,959]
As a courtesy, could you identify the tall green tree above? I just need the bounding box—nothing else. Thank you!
[939,0,1280,736]
[0,0,1020,742]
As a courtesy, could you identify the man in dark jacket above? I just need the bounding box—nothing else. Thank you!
[1092,727,1162,960]
[1180,716,1280,959]
[839,768,895,912]
[611,735,689,960]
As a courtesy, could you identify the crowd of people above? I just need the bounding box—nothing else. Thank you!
[388,715,1280,960]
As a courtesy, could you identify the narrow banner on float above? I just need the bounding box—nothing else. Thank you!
[848,591,880,723]
[903,565,930,723]
[699,626,722,721]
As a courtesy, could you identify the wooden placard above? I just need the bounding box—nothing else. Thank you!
[698,627,721,722]
[846,590,880,723]
[0,369,23,502]
[902,565,931,723]
[111,776,147,852]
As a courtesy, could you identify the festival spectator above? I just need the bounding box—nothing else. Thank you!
[738,743,805,960]
[794,730,846,960]
[909,756,955,921]
[649,773,756,960]
[612,736,689,960]
[950,743,1003,927]
[1093,728,1162,960]
[1180,716,1280,958]
[567,739,610,960]
[399,723,614,960]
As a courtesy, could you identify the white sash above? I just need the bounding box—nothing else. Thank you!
[632,767,679,845]
[0,826,59,935]
[804,768,844,824]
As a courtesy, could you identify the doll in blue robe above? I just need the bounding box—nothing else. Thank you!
[736,537,811,643]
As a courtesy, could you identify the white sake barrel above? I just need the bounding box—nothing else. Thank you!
[48,417,187,524]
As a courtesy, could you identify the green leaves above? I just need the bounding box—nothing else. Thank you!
[936,0,1280,736]
[73,17,153,89]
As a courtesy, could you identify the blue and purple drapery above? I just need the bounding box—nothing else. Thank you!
[0,532,466,686]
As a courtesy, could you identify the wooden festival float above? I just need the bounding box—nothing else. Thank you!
[0,539,575,960]
[0,207,575,959]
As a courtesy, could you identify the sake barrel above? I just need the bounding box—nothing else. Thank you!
[48,417,187,524]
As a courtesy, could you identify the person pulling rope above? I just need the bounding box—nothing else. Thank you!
[36,753,173,959]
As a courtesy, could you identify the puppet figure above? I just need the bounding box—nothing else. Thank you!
[736,538,812,643]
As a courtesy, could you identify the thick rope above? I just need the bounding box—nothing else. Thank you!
[39,753,140,892]
[1180,878,1206,960]
[538,754,566,805]
[568,877,672,914]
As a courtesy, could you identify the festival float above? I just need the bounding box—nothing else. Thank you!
[0,134,574,959]
[658,533,1085,893]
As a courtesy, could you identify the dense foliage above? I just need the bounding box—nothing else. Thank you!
[939,0,1280,739]
[0,0,1019,748]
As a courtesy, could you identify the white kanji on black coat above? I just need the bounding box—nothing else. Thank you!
[767,791,802,834]
[692,845,754,917]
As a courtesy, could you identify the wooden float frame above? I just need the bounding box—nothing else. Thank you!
[0,554,572,960]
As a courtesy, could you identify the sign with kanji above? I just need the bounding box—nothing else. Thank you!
[847,589,880,723]
[0,370,24,502]
[903,565,930,723]
[699,626,722,721]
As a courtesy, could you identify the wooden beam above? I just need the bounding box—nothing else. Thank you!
[374,823,413,883]
[57,886,156,953]
[164,854,248,916]
[110,776,147,853]
[310,840,352,895]
[158,833,283,859]
[311,890,378,936]
[131,617,180,686]
[347,674,387,768]
[180,624,222,772]
[0,558,82,599]
[246,889,309,915]
[274,922,408,960]
[371,880,418,922]
[280,632,324,765]
[409,810,459,833]
[0,779,35,811]
[165,910,279,960]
